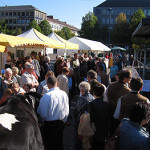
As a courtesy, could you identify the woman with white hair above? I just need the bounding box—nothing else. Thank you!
[12,67,21,86]
[2,68,18,90]
[74,81,94,149]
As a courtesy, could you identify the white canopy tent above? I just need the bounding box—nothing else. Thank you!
[68,37,111,51]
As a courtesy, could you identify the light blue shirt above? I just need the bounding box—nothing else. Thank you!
[37,87,69,122]
[113,97,121,119]
[110,65,119,78]
[67,76,72,90]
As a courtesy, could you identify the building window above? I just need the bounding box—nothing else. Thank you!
[22,20,25,24]
[16,50,24,57]
[13,19,16,24]
[53,49,57,54]
[30,11,34,16]
[9,12,12,16]
[148,10,150,16]
[1,12,4,16]
[95,9,100,14]
[26,11,29,16]
[107,18,109,24]
[9,19,12,24]
[103,18,105,24]
[107,10,110,15]
[103,10,106,15]
[115,10,118,15]
[26,19,29,24]
[127,9,130,15]
[17,20,21,24]
[18,12,21,16]
[22,12,25,16]
[123,9,126,14]
[22,27,25,32]
[111,18,113,24]
[13,12,16,16]
[5,12,8,16]
[144,9,147,16]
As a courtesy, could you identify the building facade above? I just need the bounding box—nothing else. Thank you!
[47,16,79,36]
[0,5,47,32]
[0,5,79,34]
[94,0,150,27]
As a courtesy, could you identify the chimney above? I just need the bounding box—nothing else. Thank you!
[47,15,53,19]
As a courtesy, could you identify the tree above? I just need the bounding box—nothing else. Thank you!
[112,12,130,45]
[27,20,41,32]
[79,12,100,40]
[130,9,146,46]
[129,8,145,34]
[56,27,75,40]
[99,25,109,44]
[39,20,52,36]
[0,19,8,33]
[15,28,22,35]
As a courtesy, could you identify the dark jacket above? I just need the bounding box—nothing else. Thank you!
[119,91,148,120]
[88,97,109,141]
[107,81,131,115]
[74,92,94,128]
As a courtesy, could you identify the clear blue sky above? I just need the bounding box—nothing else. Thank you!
[1,0,104,29]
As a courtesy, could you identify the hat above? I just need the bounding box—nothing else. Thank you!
[26,63,34,69]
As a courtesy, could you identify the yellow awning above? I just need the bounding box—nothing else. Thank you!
[33,29,65,49]
[48,32,79,49]
[55,33,79,49]
[0,45,5,52]
[0,33,48,48]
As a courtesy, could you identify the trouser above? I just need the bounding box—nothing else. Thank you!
[91,140,105,150]
[42,120,65,150]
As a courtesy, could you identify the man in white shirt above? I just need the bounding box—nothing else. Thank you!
[37,76,69,150]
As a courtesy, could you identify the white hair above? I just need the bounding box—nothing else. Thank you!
[5,68,12,75]
[12,67,19,74]
[79,81,91,93]
[44,56,50,63]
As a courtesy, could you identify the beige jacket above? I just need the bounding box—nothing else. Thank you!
[78,113,96,150]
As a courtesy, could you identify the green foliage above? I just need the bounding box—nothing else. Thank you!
[112,12,130,45]
[0,19,8,33]
[56,27,75,40]
[27,20,41,32]
[15,28,22,35]
[79,12,100,40]
[130,9,146,46]
[129,8,145,33]
[39,20,52,36]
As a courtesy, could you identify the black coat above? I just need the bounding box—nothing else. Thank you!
[88,97,109,141]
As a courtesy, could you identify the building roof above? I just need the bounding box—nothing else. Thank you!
[0,5,47,14]
[96,0,150,8]
[47,18,79,32]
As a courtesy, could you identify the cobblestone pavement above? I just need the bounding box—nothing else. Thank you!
[63,101,76,150]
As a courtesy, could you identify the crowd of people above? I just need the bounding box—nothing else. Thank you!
[0,50,150,150]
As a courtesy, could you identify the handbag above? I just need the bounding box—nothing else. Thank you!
[105,124,120,150]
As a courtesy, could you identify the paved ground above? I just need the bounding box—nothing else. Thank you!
[63,100,76,150]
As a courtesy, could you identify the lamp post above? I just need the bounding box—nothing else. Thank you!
[108,8,112,47]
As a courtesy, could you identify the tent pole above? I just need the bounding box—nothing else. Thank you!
[64,43,66,59]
